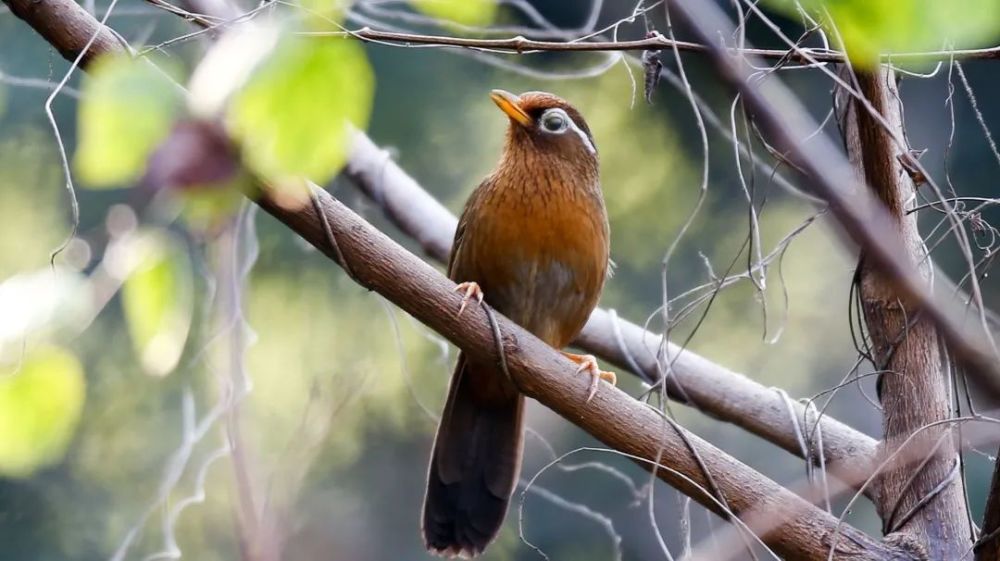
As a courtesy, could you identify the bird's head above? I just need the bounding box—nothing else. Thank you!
[490,89,598,171]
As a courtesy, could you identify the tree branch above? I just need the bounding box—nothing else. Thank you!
[318,27,1000,62]
[4,0,122,65]
[839,67,970,558]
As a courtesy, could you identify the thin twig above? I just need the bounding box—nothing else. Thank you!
[292,26,1000,62]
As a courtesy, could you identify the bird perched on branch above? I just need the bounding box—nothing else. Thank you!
[422,90,615,558]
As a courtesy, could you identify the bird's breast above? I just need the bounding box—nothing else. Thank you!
[454,178,609,348]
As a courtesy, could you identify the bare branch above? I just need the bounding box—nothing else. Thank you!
[304,27,1000,63]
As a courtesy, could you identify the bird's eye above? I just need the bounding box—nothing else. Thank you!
[541,113,567,132]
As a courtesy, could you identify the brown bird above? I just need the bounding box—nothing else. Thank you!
[422,90,615,558]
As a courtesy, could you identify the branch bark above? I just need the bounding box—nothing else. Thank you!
[4,0,122,66]
[839,68,971,558]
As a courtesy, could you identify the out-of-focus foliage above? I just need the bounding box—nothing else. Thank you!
[0,347,85,478]
[143,120,242,193]
[179,186,246,231]
[230,35,374,187]
[766,0,1000,66]
[75,55,183,187]
[411,0,497,25]
[241,271,444,494]
[0,268,92,357]
[0,128,67,279]
[119,230,193,377]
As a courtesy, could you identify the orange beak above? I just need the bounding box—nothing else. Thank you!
[490,89,533,127]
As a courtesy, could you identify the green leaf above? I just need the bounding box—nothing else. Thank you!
[121,230,193,377]
[0,347,85,478]
[75,55,183,187]
[411,0,497,26]
[765,0,1000,66]
[229,36,374,186]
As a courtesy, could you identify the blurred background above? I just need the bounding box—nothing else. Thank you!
[1,0,999,559]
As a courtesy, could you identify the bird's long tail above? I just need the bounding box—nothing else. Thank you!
[422,353,524,558]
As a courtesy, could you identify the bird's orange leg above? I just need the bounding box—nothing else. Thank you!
[561,352,616,401]
[453,281,484,316]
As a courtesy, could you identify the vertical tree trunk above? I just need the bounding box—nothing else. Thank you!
[839,67,972,559]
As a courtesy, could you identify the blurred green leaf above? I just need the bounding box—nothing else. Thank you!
[230,36,373,186]
[0,346,85,478]
[411,0,497,25]
[121,230,193,376]
[765,0,1000,66]
[75,56,183,187]
[179,185,246,232]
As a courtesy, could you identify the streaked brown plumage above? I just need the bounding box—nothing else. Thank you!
[422,90,612,558]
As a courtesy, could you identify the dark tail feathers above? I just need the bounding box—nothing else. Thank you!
[422,354,524,558]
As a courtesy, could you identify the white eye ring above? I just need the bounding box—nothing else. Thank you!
[540,109,570,133]
[538,107,597,154]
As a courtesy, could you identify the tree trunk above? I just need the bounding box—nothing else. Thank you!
[839,67,972,559]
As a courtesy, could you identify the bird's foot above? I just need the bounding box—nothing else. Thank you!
[561,352,616,402]
[453,281,484,316]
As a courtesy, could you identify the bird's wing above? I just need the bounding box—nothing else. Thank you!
[447,177,492,280]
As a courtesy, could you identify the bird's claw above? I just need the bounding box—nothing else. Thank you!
[563,352,616,401]
[454,281,484,316]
